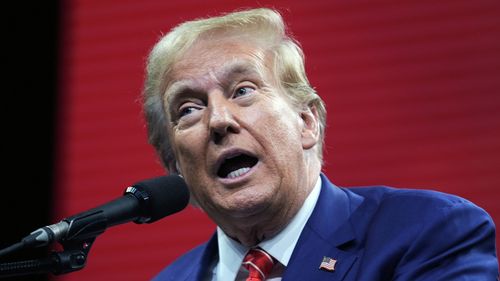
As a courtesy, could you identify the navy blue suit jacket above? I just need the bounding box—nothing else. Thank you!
[153,174,498,280]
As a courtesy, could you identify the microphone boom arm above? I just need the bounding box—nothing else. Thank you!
[0,174,189,278]
[0,235,97,277]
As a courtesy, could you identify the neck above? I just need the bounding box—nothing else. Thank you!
[220,156,321,247]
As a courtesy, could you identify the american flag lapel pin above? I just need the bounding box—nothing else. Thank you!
[319,256,337,272]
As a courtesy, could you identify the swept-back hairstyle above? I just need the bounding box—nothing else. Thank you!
[143,8,326,172]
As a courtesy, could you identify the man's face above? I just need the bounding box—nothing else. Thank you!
[163,35,317,236]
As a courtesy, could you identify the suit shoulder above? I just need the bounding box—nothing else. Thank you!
[345,185,495,227]
[347,185,480,211]
[325,181,498,278]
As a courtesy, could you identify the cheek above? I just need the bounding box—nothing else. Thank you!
[245,98,299,126]
[256,105,301,143]
[172,127,208,170]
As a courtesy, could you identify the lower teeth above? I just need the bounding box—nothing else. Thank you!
[227,167,251,179]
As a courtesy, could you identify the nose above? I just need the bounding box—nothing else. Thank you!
[208,93,241,144]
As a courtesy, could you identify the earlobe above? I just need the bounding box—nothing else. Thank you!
[301,105,320,150]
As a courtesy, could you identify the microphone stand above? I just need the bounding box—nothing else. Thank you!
[0,237,96,278]
[0,209,108,278]
[0,174,189,278]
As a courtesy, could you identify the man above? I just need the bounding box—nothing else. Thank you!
[142,8,498,281]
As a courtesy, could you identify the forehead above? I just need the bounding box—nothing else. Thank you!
[169,35,271,82]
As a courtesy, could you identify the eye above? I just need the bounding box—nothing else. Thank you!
[178,102,202,118]
[234,86,255,98]
[179,106,196,117]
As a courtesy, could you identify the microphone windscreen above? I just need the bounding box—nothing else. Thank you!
[131,175,190,223]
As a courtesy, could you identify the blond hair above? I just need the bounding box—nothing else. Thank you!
[143,8,326,171]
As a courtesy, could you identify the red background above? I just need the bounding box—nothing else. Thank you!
[54,1,500,280]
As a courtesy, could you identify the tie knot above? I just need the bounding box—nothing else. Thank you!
[242,247,275,281]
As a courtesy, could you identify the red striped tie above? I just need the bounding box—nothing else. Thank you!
[242,247,275,281]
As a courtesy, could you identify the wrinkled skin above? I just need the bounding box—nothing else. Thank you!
[163,34,321,246]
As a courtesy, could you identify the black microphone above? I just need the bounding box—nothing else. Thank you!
[11,174,189,253]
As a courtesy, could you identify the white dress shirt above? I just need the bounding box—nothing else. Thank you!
[211,176,322,281]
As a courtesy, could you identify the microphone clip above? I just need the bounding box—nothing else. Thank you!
[0,235,97,277]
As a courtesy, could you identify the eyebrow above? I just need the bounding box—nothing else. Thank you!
[163,82,198,120]
[165,82,192,105]
[164,59,265,104]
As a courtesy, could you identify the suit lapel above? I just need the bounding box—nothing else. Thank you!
[283,174,364,281]
[183,174,371,281]
[181,233,218,281]
[283,226,358,281]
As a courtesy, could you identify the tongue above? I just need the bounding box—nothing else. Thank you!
[218,154,257,178]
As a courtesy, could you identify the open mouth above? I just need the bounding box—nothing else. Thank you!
[217,153,258,179]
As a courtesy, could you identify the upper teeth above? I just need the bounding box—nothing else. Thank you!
[227,167,251,179]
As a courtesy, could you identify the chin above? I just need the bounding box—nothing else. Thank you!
[222,195,273,219]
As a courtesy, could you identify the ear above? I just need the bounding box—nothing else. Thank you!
[300,105,320,150]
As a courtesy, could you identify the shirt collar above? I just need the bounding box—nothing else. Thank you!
[216,176,322,280]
